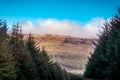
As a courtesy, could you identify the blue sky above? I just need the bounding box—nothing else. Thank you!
[0,0,120,38]
[0,0,119,22]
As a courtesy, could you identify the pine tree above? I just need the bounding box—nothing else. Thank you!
[0,20,16,80]
[84,8,120,80]
[9,24,37,80]
[26,34,52,80]
[26,34,43,80]
[26,34,70,80]
[104,11,120,80]
[83,25,110,79]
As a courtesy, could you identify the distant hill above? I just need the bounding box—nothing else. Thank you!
[24,34,95,74]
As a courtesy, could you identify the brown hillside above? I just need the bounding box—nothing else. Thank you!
[24,34,95,74]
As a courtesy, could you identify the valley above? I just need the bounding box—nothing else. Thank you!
[25,34,95,74]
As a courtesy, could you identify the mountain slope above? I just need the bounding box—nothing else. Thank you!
[24,34,95,74]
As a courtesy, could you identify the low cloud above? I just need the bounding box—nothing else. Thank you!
[21,17,105,38]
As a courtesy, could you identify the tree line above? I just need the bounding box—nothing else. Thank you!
[1,8,120,80]
[0,20,83,80]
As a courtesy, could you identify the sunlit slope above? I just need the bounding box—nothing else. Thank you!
[24,34,95,74]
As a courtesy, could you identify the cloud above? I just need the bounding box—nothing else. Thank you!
[21,17,105,38]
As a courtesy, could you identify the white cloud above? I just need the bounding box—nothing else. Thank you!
[21,17,105,38]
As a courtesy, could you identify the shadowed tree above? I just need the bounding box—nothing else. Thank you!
[26,34,52,80]
[9,24,37,80]
[26,34,70,80]
[104,10,120,80]
[84,8,120,80]
[0,20,16,80]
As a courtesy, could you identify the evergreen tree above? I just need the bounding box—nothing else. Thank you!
[69,73,83,80]
[104,11,120,80]
[9,24,37,80]
[84,8,120,80]
[26,34,70,80]
[26,34,52,80]
[62,69,70,80]
[0,20,16,80]
[83,26,110,79]
[0,20,71,80]
[50,63,65,80]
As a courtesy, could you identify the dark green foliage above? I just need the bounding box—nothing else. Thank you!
[104,13,120,80]
[69,73,83,80]
[63,69,70,80]
[84,26,109,79]
[0,20,71,80]
[84,9,120,80]
[49,63,71,80]
[26,34,71,80]
[0,20,16,80]
[9,24,37,80]
[50,63,65,80]
[26,34,51,80]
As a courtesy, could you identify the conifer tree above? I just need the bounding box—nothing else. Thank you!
[84,8,120,80]
[0,20,71,80]
[26,34,53,80]
[9,24,37,80]
[104,11,120,80]
[26,34,70,80]
[0,20,16,80]
[83,26,110,79]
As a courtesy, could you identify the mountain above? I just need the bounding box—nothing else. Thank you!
[24,34,95,74]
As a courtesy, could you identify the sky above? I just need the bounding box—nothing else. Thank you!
[0,0,120,38]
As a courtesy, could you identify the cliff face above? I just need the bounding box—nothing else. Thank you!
[24,34,95,74]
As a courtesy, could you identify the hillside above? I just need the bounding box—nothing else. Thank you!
[24,34,95,74]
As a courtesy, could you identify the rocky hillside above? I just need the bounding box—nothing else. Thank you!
[24,34,95,74]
